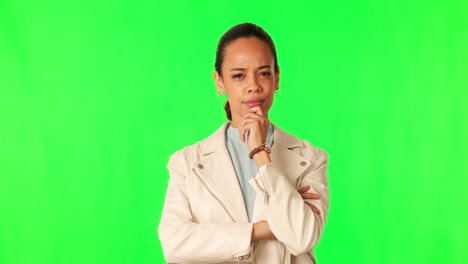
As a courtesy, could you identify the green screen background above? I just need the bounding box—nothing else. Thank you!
[1,0,467,263]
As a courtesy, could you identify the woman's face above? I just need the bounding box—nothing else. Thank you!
[214,36,279,126]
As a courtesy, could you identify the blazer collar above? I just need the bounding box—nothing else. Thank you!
[200,122,302,155]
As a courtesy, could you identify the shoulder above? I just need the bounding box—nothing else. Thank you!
[299,138,328,163]
[167,122,229,171]
[272,123,328,163]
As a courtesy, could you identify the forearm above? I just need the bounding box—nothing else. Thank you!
[248,154,329,255]
[264,174,325,254]
[159,220,253,263]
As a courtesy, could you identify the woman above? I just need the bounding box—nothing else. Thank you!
[158,23,329,264]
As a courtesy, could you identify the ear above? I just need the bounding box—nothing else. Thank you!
[213,70,225,94]
[274,66,280,91]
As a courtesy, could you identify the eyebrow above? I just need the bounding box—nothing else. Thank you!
[230,65,272,71]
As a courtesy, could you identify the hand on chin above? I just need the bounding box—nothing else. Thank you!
[237,106,270,152]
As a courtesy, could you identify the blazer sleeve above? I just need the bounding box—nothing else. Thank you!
[158,151,253,263]
[248,147,329,256]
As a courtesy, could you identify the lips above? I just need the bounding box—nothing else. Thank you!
[244,98,264,108]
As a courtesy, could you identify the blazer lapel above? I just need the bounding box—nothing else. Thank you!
[269,123,312,186]
[194,123,249,222]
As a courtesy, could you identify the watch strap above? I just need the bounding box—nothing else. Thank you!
[249,143,271,159]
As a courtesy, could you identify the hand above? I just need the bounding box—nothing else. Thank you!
[298,185,321,215]
[251,220,276,242]
[237,106,270,152]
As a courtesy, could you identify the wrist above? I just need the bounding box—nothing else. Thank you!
[249,143,271,159]
[253,150,271,167]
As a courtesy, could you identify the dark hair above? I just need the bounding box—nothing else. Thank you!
[215,23,278,120]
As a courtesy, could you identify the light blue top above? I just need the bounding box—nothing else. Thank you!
[225,123,274,222]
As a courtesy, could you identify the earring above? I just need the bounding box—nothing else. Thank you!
[217,92,223,98]
[274,89,280,94]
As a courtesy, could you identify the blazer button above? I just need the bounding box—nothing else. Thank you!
[300,161,307,166]
[198,164,204,169]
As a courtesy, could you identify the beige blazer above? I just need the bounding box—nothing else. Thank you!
[158,122,329,264]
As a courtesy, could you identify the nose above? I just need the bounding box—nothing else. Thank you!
[247,77,262,93]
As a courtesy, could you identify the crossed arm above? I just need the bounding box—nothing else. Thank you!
[247,152,329,255]
[159,148,328,263]
[252,184,321,242]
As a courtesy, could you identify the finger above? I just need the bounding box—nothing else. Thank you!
[239,120,256,143]
[238,117,254,142]
[238,118,246,142]
[301,193,321,199]
[256,107,264,116]
[305,202,321,215]
[247,112,264,119]
[298,185,311,193]
[239,113,268,133]
[244,109,269,133]
[240,120,266,145]
[248,105,260,113]
[241,112,264,121]
[239,115,267,133]
[240,121,256,143]
[249,106,264,116]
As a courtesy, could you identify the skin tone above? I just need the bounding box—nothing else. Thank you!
[214,36,321,242]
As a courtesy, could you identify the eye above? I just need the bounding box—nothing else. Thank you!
[232,73,244,79]
[259,71,272,77]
